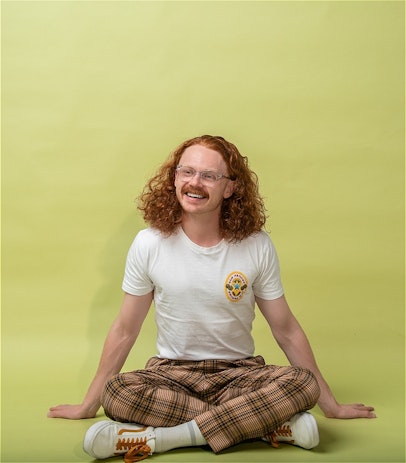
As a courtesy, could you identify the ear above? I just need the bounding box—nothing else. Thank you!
[223,180,235,199]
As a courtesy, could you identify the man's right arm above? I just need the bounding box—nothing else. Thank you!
[47,291,153,420]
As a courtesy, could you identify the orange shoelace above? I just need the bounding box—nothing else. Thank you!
[265,423,293,448]
[274,424,293,438]
[115,432,152,462]
[266,432,280,448]
[123,444,152,462]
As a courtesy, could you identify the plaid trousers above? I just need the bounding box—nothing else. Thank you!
[101,355,320,453]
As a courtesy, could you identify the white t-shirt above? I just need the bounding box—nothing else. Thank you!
[122,227,284,361]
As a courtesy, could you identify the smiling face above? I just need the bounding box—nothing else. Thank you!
[174,144,235,220]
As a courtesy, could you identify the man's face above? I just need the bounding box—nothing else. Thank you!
[174,144,235,219]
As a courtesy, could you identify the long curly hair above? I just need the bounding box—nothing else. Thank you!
[137,135,267,242]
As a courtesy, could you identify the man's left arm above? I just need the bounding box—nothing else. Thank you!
[256,295,376,419]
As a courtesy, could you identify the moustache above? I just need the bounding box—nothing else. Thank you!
[181,186,208,197]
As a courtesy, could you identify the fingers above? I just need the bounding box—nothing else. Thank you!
[348,404,377,419]
[47,404,74,419]
[361,407,377,418]
[47,404,95,420]
[327,403,377,419]
[47,407,64,418]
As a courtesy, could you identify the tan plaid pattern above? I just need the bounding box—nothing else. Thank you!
[101,356,320,453]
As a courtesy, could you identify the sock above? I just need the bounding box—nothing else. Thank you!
[154,420,207,453]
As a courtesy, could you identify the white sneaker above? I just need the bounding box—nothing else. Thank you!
[263,412,319,449]
[83,420,156,461]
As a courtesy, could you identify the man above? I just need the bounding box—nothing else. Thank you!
[48,135,375,462]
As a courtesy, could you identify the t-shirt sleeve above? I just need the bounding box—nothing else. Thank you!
[252,233,284,300]
[122,231,155,295]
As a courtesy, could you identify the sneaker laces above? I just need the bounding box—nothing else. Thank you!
[265,423,294,448]
[115,436,151,462]
[123,444,151,462]
[265,432,280,448]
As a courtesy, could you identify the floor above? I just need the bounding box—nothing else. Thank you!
[1,329,404,463]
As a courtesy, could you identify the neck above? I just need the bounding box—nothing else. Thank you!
[181,214,222,247]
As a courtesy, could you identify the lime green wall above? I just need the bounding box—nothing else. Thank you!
[2,1,404,462]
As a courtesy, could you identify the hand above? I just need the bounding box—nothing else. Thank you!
[323,402,376,419]
[47,403,98,420]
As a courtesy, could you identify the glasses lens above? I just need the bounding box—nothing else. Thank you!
[179,167,194,178]
[201,172,217,182]
[177,166,221,184]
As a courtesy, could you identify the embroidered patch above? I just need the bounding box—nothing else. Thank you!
[224,271,248,302]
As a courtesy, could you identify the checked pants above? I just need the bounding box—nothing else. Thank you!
[101,355,320,453]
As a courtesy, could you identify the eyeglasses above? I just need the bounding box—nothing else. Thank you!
[176,165,233,184]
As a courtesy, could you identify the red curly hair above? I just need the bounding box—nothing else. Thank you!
[137,135,267,242]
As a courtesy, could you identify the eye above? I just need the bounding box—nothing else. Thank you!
[182,167,195,176]
[202,171,217,181]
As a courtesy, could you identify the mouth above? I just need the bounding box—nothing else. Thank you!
[182,187,208,200]
[185,192,206,199]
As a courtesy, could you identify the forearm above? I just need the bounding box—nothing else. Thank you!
[80,320,138,414]
[276,323,376,419]
[48,292,152,420]
[47,324,136,419]
[278,326,339,416]
[258,296,375,420]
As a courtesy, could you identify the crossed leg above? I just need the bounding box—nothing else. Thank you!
[101,357,320,453]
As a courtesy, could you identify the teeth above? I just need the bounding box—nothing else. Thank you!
[186,193,205,199]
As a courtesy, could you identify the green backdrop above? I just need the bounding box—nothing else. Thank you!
[2,1,404,462]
